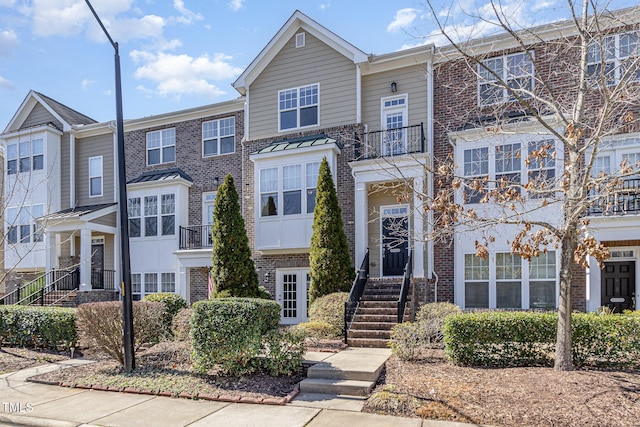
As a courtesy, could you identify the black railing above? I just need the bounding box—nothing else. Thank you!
[354,123,425,161]
[0,269,79,306]
[91,269,116,291]
[344,249,370,343]
[179,225,213,250]
[397,250,413,324]
[589,178,640,216]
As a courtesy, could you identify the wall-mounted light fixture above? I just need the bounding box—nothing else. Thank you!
[213,177,219,187]
[391,81,397,92]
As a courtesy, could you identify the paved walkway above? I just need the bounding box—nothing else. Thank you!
[0,356,476,427]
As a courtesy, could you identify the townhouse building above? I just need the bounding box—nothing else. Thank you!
[2,8,639,321]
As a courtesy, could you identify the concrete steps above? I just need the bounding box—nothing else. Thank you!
[300,348,390,396]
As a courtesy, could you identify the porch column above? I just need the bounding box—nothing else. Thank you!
[354,178,368,268]
[44,230,57,282]
[80,228,92,290]
[412,174,425,278]
[179,266,189,303]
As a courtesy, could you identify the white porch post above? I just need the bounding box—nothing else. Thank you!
[44,230,57,285]
[80,228,92,290]
[179,266,189,302]
[354,178,368,267]
[412,173,425,278]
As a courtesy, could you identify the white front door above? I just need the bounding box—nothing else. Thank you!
[276,268,310,324]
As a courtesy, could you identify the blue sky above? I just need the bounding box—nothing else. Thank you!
[0,0,636,126]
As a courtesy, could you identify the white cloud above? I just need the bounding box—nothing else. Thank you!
[173,0,203,24]
[0,29,18,56]
[0,75,15,90]
[387,8,419,33]
[0,0,15,6]
[318,3,330,11]
[101,15,165,42]
[130,50,243,98]
[228,0,244,12]
[81,78,96,91]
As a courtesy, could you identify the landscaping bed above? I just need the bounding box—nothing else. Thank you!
[28,341,304,403]
[363,350,640,427]
[0,347,70,374]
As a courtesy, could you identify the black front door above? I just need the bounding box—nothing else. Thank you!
[91,243,105,289]
[601,261,635,312]
[382,216,409,276]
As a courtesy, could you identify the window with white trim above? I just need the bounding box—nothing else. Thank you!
[463,147,488,203]
[144,196,158,237]
[132,273,142,301]
[161,194,176,235]
[203,117,235,157]
[161,272,176,292]
[587,31,640,85]
[296,32,305,48]
[527,140,556,197]
[128,197,141,238]
[478,51,534,106]
[144,273,158,294]
[464,254,489,308]
[259,162,321,218]
[496,252,522,308]
[132,272,175,300]
[129,194,175,237]
[529,251,556,309]
[5,204,44,244]
[89,156,103,197]
[279,84,319,131]
[381,95,408,156]
[7,139,43,175]
[147,128,175,165]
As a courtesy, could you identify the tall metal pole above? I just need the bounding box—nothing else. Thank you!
[85,0,135,372]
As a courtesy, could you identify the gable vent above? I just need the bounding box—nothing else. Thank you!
[295,32,305,48]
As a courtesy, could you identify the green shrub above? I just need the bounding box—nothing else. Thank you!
[443,311,640,369]
[190,298,281,375]
[143,293,188,336]
[76,301,164,365]
[0,306,77,350]
[261,327,307,376]
[171,308,192,342]
[307,292,348,337]
[296,320,337,340]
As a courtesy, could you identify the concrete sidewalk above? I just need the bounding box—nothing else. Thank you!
[0,357,475,427]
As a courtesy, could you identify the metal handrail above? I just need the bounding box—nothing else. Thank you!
[344,249,369,343]
[355,123,425,160]
[179,224,213,250]
[34,269,80,306]
[0,271,48,305]
[397,249,413,324]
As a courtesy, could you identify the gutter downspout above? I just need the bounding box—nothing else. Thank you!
[70,134,75,208]
[427,45,435,287]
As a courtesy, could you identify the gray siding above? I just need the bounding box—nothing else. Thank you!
[249,31,357,139]
[75,133,115,206]
[362,64,428,131]
[22,103,63,130]
[92,212,116,228]
[60,133,71,209]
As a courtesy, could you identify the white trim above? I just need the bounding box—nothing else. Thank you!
[277,83,320,132]
[379,204,410,278]
[276,267,310,325]
[202,116,236,158]
[295,32,305,48]
[146,127,176,166]
[88,155,103,198]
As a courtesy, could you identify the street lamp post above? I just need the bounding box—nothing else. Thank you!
[84,0,135,372]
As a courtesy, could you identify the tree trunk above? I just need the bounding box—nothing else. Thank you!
[555,228,575,370]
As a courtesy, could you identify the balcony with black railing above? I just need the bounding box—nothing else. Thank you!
[179,224,213,250]
[353,123,425,161]
[589,178,640,216]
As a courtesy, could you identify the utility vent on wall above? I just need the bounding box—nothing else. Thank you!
[296,32,305,48]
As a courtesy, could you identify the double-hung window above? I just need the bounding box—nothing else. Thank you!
[144,196,158,236]
[161,194,176,235]
[144,273,158,294]
[203,117,235,156]
[496,252,522,308]
[495,143,521,190]
[527,140,556,195]
[463,147,489,203]
[161,272,175,292]
[89,156,103,197]
[587,32,639,85]
[283,165,302,215]
[260,168,279,217]
[7,139,43,175]
[6,205,43,244]
[464,254,489,308]
[529,251,556,309]
[147,128,175,165]
[128,198,141,238]
[279,84,319,131]
[306,162,320,213]
[130,194,175,237]
[478,52,534,106]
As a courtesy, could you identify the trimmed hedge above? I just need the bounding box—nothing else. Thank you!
[0,305,77,350]
[444,311,640,368]
[142,293,188,336]
[190,298,282,375]
[307,292,348,337]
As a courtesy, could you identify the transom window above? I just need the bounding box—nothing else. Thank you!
[7,139,43,175]
[203,117,235,157]
[128,193,175,237]
[279,84,319,131]
[587,31,640,85]
[147,128,175,165]
[6,204,44,244]
[89,156,103,197]
[259,162,321,217]
[478,51,534,106]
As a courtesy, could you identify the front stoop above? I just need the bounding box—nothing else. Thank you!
[300,348,390,397]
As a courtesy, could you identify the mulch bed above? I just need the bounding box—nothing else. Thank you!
[363,349,640,427]
[0,347,70,374]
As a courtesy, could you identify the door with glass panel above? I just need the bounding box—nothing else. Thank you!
[276,269,310,324]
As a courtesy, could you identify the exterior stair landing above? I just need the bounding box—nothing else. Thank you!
[300,347,391,396]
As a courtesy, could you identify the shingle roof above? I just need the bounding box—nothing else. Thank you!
[127,168,193,185]
[35,92,97,126]
[251,134,340,155]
